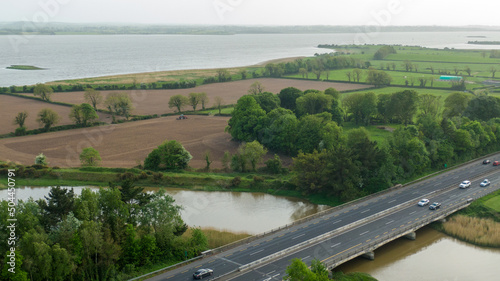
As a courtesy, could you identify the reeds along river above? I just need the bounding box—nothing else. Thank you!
[2,31,500,87]
[1,186,499,280]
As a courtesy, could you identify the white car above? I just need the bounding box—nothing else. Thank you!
[459,180,471,189]
[418,199,430,206]
[480,179,490,187]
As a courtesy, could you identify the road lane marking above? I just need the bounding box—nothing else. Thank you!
[331,243,341,248]
[392,228,396,231]
[250,249,264,256]
[267,270,275,275]
[360,231,370,236]
[384,232,388,235]
[209,260,215,263]
[375,235,380,238]
[166,276,174,279]
[301,256,310,261]
[409,211,416,215]
[361,209,371,213]
[388,199,396,203]
[292,234,305,240]
[321,243,362,263]
[272,274,280,278]
[333,220,342,224]
[195,265,202,268]
[385,220,394,225]
[182,270,188,273]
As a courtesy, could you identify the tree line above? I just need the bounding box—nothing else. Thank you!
[0,183,207,281]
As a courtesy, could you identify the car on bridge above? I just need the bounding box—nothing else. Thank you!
[483,159,491,164]
[193,268,213,279]
[429,202,441,210]
[494,161,500,166]
[480,179,490,187]
[418,199,430,206]
[459,180,471,189]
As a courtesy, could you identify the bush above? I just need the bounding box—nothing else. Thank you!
[231,176,242,187]
[14,126,27,136]
[35,153,48,165]
[264,154,284,174]
[144,140,192,171]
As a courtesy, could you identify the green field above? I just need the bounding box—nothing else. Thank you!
[484,195,500,212]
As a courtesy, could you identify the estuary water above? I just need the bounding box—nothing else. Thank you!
[2,31,500,87]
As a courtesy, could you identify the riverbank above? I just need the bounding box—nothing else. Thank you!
[431,189,500,248]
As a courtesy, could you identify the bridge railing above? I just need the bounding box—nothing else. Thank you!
[323,199,474,270]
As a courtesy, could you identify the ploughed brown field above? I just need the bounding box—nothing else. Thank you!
[21,78,372,116]
[0,115,255,169]
[0,95,113,135]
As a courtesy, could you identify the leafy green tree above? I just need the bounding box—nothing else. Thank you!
[342,92,377,125]
[1,251,28,281]
[168,95,189,113]
[352,68,363,82]
[253,92,281,113]
[296,92,333,116]
[138,189,185,234]
[188,92,201,111]
[388,90,419,125]
[227,95,266,142]
[50,244,73,281]
[419,94,442,119]
[464,96,500,121]
[324,87,340,100]
[261,108,299,154]
[144,140,192,171]
[389,127,430,178]
[98,188,128,241]
[84,88,102,110]
[283,259,329,281]
[37,186,75,230]
[443,92,472,118]
[70,103,99,126]
[240,140,268,171]
[19,230,52,281]
[105,92,133,120]
[33,83,53,101]
[37,108,60,131]
[121,224,140,267]
[198,92,209,110]
[13,111,28,128]
[366,68,392,86]
[278,87,302,111]
[189,228,208,255]
[295,113,333,154]
[79,147,101,167]
[216,68,231,82]
[35,153,48,165]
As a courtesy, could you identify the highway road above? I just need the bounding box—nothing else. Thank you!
[146,155,500,281]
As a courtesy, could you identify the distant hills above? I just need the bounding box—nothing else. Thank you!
[0,22,499,35]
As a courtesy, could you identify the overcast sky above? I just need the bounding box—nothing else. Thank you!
[2,0,499,26]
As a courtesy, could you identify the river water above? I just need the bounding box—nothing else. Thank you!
[2,31,500,87]
[0,186,498,280]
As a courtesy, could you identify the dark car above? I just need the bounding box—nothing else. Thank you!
[483,159,491,164]
[494,161,500,166]
[429,202,441,210]
[193,268,213,279]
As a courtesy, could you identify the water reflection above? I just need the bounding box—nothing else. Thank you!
[0,186,329,234]
[335,227,500,281]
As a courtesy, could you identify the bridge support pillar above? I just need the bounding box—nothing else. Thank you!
[361,251,375,260]
[404,232,416,240]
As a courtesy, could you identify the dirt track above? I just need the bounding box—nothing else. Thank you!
[0,115,242,169]
[0,95,112,135]
[22,78,371,116]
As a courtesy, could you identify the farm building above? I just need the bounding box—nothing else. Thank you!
[439,75,463,81]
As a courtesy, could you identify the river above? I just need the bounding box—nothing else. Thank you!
[0,186,498,280]
[2,31,500,87]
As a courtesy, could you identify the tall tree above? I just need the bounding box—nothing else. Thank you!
[227,95,266,141]
[84,88,102,110]
[168,95,189,113]
[240,140,268,171]
[296,92,333,116]
[419,94,442,118]
[105,93,134,120]
[443,92,472,118]
[79,147,102,167]
[188,92,201,111]
[278,87,302,111]
[33,83,53,101]
[70,103,99,127]
[214,96,224,114]
[464,96,500,121]
[13,111,28,128]
[37,108,60,131]
[388,90,419,125]
[144,140,192,171]
[253,92,281,113]
[247,81,265,95]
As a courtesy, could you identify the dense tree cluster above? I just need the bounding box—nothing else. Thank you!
[0,184,206,281]
[227,87,500,200]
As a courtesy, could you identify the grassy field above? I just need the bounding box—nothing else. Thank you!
[441,215,500,247]
[183,227,251,249]
[484,196,500,212]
